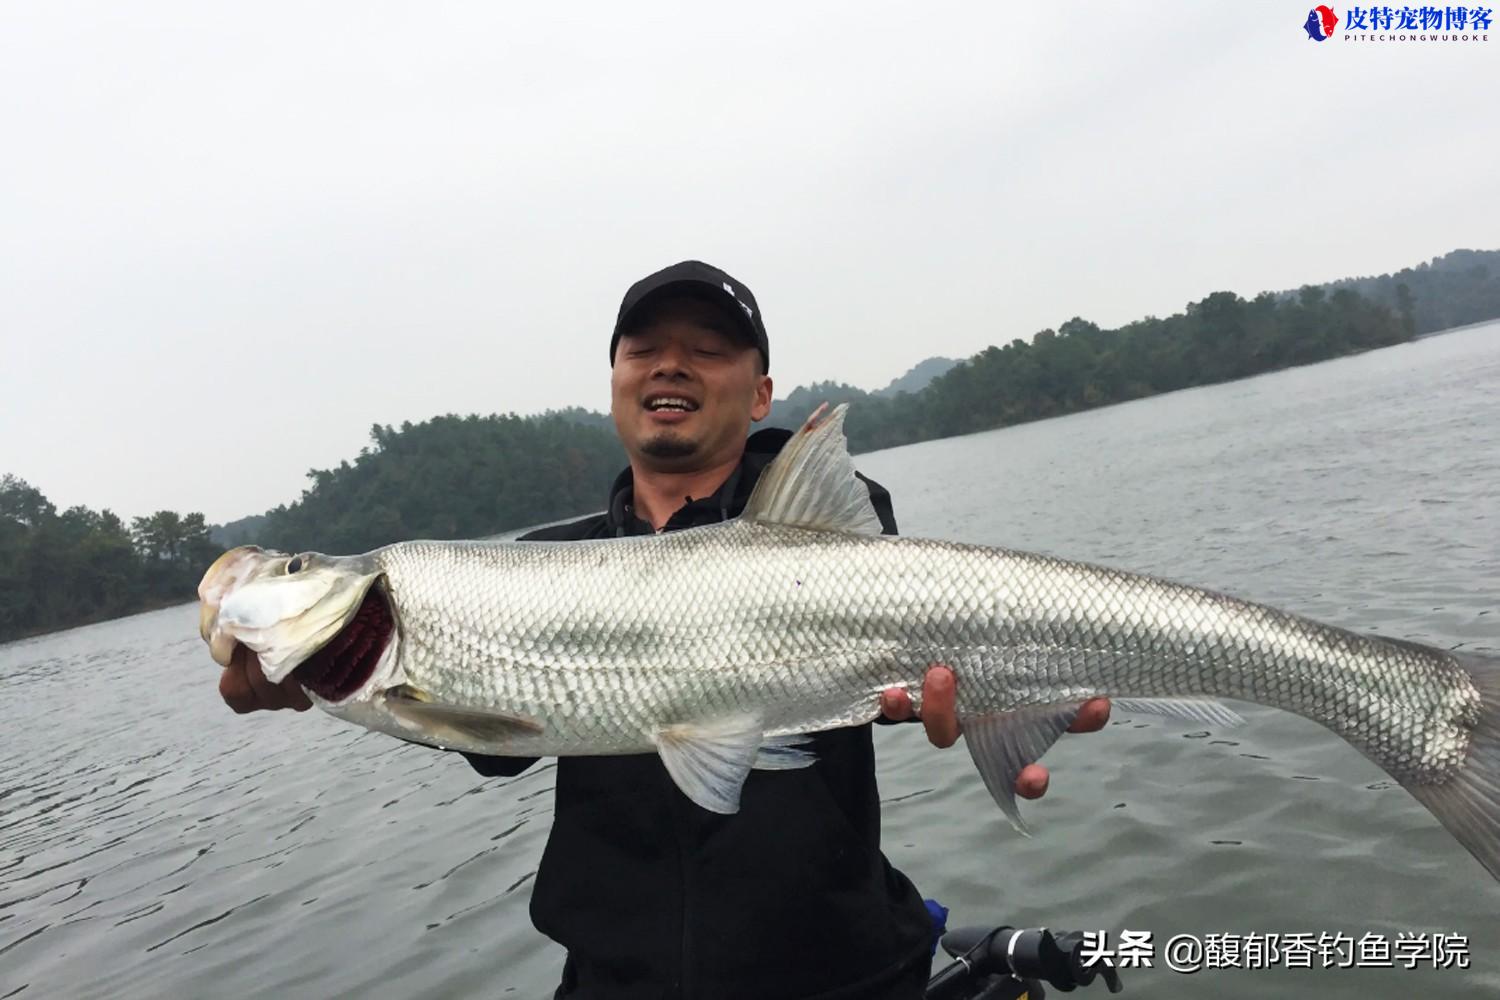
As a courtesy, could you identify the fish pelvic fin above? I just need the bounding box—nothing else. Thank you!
[961,704,1081,836]
[1404,650,1500,882]
[740,403,883,536]
[652,717,817,814]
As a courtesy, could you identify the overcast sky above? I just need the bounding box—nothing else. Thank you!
[3,2,1496,524]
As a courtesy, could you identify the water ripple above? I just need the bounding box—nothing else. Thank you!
[1,324,1497,999]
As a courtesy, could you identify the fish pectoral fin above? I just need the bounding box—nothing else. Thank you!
[961,704,1081,836]
[1109,697,1245,728]
[383,685,544,747]
[653,715,772,815]
[739,403,884,536]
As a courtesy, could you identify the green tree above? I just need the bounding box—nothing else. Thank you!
[12,248,1497,641]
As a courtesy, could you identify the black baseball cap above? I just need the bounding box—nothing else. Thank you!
[610,260,770,373]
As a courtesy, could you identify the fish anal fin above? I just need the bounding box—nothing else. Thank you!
[383,685,545,748]
[961,704,1081,835]
[739,403,882,536]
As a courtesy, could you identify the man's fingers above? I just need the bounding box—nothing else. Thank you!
[218,644,312,712]
[219,656,259,713]
[883,667,961,747]
[920,665,960,749]
[241,649,289,709]
[283,680,313,711]
[1015,763,1050,800]
[1005,699,1109,798]
[1068,697,1112,733]
[881,687,915,721]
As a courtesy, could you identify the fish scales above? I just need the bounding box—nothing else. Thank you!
[198,403,1500,881]
[371,524,1476,785]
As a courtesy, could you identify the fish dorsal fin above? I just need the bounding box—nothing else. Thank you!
[740,403,882,535]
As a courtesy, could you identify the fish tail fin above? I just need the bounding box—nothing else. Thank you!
[1405,650,1500,881]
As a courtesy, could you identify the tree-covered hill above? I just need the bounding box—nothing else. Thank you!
[5,248,1495,641]
[0,475,219,641]
[0,414,625,643]
[261,412,624,555]
[1304,248,1500,336]
[874,357,960,397]
[763,283,1412,451]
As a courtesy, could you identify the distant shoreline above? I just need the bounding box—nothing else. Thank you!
[1414,316,1500,340]
[1,596,191,648]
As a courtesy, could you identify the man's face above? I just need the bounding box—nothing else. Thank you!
[610,296,773,473]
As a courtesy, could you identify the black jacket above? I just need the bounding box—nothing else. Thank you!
[463,427,933,999]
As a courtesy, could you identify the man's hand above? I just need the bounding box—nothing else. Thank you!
[881,664,963,748]
[881,665,1111,799]
[218,643,312,713]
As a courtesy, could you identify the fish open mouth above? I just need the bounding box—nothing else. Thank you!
[292,584,394,702]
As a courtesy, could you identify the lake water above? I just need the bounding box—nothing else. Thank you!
[3,322,1498,999]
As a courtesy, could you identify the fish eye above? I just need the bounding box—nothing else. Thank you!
[287,556,303,574]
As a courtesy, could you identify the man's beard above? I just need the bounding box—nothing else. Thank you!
[640,432,698,460]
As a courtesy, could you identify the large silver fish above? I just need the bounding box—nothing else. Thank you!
[198,404,1500,880]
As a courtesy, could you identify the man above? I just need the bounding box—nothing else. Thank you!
[219,260,1110,998]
